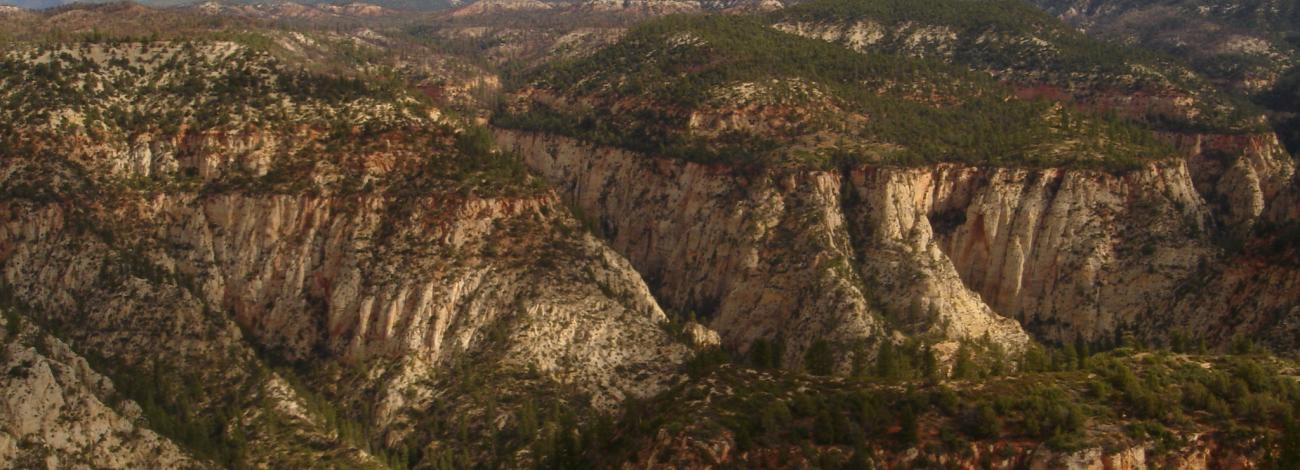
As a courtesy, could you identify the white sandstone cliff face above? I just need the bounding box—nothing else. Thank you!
[0,189,687,412]
[0,314,204,469]
[1173,132,1296,235]
[497,129,1294,354]
[849,163,1215,343]
[775,19,1299,241]
[161,192,686,409]
[0,126,692,464]
[0,205,390,467]
[496,130,887,370]
[496,130,1034,367]
[841,166,1037,348]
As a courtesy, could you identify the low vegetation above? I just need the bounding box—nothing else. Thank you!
[496,15,1175,172]
[0,39,541,198]
[775,0,1269,134]
[585,337,1300,467]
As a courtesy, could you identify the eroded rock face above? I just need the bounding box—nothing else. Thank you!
[496,129,889,370]
[156,192,678,370]
[0,315,203,469]
[496,128,1299,354]
[496,130,1033,366]
[1,188,687,401]
[1172,132,1296,235]
[0,125,691,465]
[845,166,1040,348]
[0,202,391,468]
[851,163,1214,343]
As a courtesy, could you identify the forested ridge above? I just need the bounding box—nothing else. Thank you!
[497,15,1174,171]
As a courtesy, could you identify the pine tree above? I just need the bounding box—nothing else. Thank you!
[804,340,835,376]
[750,339,772,369]
[921,344,939,381]
[1060,343,1078,371]
[898,407,918,444]
[951,343,977,379]
[876,341,898,379]
[1075,334,1091,369]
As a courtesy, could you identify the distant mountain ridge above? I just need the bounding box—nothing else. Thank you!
[0,0,453,10]
[1,0,66,9]
[0,0,787,13]
[193,0,398,18]
[438,0,791,16]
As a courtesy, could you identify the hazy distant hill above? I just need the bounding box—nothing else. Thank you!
[0,0,456,10]
[3,0,67,9]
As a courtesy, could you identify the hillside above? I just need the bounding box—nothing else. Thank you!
[1,0,456,10]
[772,0,1266,135]
[1031,0,1300,93]
[0,33,691,468]
[0,39,524,195]
[590,345,1300,467]
[764,0,1298,240]
[0,1,507,114]
[497,15,1174,171]
[1029,0,1300,174]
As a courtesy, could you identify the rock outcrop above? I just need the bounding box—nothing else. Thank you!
[497,130,1037,365]
[0,169,690,454]
[0,40,691,466]
[0,314,203,469]
[1173,132,1296,235]
[495,129,1293,354]
[852,163,1212,343]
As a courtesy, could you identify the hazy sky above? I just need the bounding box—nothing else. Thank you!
[1,0,453,9]
[1,0,142,8]
[3,0,72,7]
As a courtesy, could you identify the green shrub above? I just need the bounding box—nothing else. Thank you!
[958,403,999,439]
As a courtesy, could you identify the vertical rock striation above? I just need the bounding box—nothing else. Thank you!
[498,128,1297,354]
[497,130,1036,366]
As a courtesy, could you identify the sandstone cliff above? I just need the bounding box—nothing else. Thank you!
[495,128,1298,355]
[0,39,693,466]
[1173,132,1296,236]
[0,312,204,469]
[496,130,1038,363]
[1,152,691,464]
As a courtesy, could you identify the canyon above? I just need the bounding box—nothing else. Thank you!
[0,0,1298,468]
